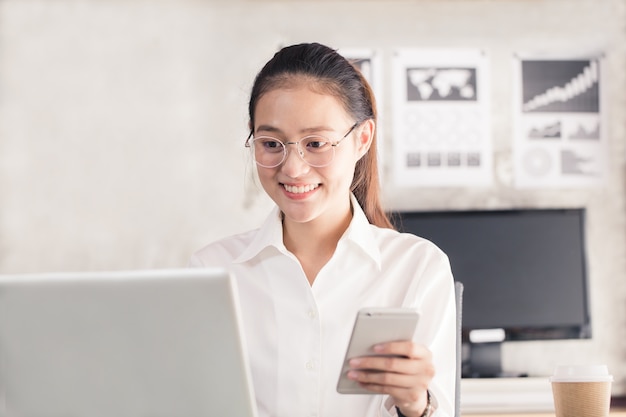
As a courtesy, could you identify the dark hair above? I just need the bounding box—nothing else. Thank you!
[248,42,394,229]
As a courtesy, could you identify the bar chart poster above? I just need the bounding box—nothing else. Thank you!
[513,57,607,188]
[391,48,492,187]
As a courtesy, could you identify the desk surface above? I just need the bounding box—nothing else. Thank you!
[461,377,625,416]
[468,410,626,417]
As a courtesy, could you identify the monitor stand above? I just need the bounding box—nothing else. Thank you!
[463,342,527,378]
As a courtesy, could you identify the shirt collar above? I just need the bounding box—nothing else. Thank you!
[342,193,382,270]
[234,194,382,270]
[234,205,285,263]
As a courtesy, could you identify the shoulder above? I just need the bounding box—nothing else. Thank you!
[368,224,453,284]
[372,224,449,261]
[361,224,455,309]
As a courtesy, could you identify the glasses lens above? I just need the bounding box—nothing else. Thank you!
[252,138,285,167]
[300,136,334,167]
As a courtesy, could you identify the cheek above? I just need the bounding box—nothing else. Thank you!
[325,159,358,187]
[256,167,275,188]
[335,149,361,176]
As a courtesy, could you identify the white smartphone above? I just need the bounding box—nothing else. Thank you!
[336,307,420,394]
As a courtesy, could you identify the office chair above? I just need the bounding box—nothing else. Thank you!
[454,281,464,417]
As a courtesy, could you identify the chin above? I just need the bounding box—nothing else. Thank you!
[280,208,318,224]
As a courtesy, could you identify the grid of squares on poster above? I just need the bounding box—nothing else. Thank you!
[403,107,483,169]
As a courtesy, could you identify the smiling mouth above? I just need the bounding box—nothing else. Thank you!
[282,183,320,194]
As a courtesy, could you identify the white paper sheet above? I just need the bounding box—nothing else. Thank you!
[391,48,492,187]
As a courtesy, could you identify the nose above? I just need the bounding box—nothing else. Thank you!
[280,142,310,178]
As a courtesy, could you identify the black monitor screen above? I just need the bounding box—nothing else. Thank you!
[396,208,591,342]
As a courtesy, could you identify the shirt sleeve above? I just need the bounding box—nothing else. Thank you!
[381,242,457,417]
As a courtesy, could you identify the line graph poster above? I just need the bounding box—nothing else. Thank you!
[391,48,492,187]
[513,57,607,187]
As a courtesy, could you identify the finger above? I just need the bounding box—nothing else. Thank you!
[349,355,421,374]
[348,369,419,389]
[346,374,428,405]
[359,382,419,403]
[374,341,432,360]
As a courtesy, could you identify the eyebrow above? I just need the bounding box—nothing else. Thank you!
[255,124,337,136]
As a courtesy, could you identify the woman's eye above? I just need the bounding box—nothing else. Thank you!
[260,139,284,152]
[305,138,330,151]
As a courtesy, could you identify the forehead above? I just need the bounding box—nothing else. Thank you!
[261,73,341,98]
[254,86,352,129]
[255,74,349,112]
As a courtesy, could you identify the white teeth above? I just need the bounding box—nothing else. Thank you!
[284,183,319,194]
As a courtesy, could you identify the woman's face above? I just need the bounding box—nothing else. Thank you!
[252,85,372,227]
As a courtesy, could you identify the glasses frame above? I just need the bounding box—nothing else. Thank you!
[245,122,360,168]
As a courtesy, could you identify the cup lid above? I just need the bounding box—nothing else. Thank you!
[550,365,613,382]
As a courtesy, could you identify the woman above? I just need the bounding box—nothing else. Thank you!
[189,42,456,417]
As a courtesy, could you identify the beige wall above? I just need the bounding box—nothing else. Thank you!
[1,0,624,394]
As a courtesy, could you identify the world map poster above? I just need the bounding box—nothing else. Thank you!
[391,48,492,187]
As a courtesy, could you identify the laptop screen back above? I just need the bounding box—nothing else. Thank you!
[0,268,258,417]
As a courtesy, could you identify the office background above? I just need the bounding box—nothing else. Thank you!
[0,0,624,395]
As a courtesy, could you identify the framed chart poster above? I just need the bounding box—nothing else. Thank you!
[513,56,607,188]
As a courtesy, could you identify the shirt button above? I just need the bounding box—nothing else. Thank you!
[307,309,317,319]
[305,361,316,370]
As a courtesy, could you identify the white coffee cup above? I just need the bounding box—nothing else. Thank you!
[550,365,613,417]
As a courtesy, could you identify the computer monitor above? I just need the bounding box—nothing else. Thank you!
[395,208,591,378]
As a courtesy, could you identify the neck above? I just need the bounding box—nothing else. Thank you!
[282,199,353,285]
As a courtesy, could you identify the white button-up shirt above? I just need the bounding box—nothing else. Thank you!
[189,197,456,417]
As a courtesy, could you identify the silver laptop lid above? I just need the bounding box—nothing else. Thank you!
[0,268,258,417]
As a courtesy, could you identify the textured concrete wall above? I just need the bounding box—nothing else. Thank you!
[1,0,624,393]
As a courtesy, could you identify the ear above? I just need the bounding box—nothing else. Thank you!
[355,119,375,159]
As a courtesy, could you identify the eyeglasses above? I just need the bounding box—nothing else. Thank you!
[245,122,359,168]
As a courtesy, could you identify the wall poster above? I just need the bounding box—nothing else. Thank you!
[391,48,492,187]
[513,56,607,188]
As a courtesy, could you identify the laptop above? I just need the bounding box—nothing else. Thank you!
[0,268,258,417]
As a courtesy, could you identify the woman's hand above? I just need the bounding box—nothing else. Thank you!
[346,341,434,417]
